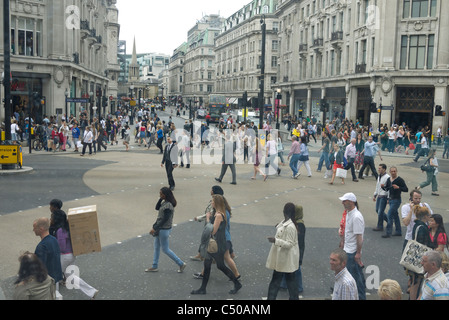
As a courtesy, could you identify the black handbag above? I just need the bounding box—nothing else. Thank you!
[420,159,435,172]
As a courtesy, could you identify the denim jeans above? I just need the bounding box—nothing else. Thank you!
[346,252,366,300]
[375,196,388,230]
[152,228,183,268]
[280,267,303,293]
[385,199,402,236]
[289,153,300,176]
[317,151,330,171]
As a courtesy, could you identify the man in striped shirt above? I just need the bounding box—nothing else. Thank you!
[330,248,358,300]
[420,251,449,300]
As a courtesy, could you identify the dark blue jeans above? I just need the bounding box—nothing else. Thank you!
[375,196,388,230]
[385,199,402,236]
[346,252,366,300]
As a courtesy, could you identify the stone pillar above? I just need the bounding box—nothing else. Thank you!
[433,83,448,136]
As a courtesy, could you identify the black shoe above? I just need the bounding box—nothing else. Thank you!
[229,281,242,295]
[191,289,206,295]
[382,234,391,238]
[359,177,364,180]
[353,179,359,182]
[230,182,237,185]
[215,178,222,183]
[392,233,402,237]
[186,164,190,168]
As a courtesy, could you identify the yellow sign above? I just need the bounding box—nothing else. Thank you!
[130,100,136,107]
[0,145,22,168]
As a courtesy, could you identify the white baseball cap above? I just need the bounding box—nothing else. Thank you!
[339,193,357,202]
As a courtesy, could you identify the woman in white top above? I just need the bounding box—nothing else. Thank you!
[265,134,281,178]
[59,121,70,151]
[387,127,396,153]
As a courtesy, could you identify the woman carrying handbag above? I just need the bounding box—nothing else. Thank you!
[416,149,439,196]
[407,206,432,300]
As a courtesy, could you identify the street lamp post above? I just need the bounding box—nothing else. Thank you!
[65,89,69,123]
[276,89,282,130]
[129,85,134,125]
[189,98,192,120]
[3,0,12,142]
[258,15,266,131]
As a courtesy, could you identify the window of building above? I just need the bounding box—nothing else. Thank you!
[272,40,279,51]
[271,56,278,68]
[403,0,437,18]
[12,17,42,57]
[400,34,434,69]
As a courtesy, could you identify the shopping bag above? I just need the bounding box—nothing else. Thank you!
[336,168,347,179]
[399,226,431,274]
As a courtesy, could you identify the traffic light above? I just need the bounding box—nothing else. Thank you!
[435,105,443,116]
[370,102,378,113]
[320,99,326,112]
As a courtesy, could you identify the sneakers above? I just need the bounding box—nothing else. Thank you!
[145,267,158,272]
[193,272,204,279]
[178,263,187,273]
[294,172,301,179]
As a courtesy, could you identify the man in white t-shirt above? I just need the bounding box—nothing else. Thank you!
[339,192,366,300]
[401,188,432,251]
[10,120,20,142]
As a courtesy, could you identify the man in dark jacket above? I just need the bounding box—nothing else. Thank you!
[382,166,409,238]
[161,136,178,190]
[215,133,237,185]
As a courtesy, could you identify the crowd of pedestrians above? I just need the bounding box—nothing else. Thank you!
[6,104,449,301]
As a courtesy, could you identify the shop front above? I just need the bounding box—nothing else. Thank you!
[10,74,46,123]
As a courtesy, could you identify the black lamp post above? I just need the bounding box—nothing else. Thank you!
[258,15,266,131]
[276,89,281,130]
[65,89,69,123]
[3,0,12,142]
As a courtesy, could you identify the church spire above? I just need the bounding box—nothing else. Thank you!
[128,36,140,82]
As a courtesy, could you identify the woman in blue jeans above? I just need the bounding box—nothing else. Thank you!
[146,187,186,273]
[288,136,301,179]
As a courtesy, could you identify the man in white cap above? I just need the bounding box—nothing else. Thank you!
[339,192,366,300]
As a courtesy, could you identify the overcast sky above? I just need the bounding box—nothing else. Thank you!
[116,0,248,56]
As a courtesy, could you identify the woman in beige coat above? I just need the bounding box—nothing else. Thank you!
[266,202,299,300]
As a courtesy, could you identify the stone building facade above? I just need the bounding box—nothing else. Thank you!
[275,0,448,134]
[0,0,120,123]
[214,0,280,110]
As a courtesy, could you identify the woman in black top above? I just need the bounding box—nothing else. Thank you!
[146,187,186,273]
[191,194,242,295]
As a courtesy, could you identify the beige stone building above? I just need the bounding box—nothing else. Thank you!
[182,14,224,107]
[275,0,448,134]
[215,0,280,110]
[0,0,120,122]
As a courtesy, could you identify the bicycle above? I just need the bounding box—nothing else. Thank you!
[32,134,47,151]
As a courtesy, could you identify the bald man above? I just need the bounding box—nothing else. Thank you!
[33,217,63,283]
